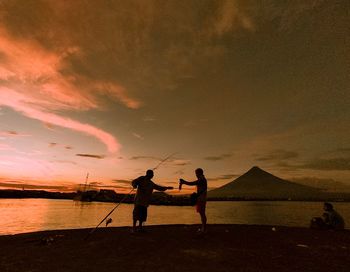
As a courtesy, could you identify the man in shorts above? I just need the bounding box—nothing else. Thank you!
[179,168,207,233]
[132,169,173,232]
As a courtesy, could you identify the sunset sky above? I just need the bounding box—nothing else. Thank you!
[0,0,349,193]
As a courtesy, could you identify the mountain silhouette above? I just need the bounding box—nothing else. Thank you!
[208,166,321,199]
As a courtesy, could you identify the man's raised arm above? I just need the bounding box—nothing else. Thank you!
[153,183,174,191]
[179,179,199,186]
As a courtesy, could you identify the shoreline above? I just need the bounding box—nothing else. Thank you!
[2,189,350,204]
[1,222,350,237]
[0,224,349,272]
[2,196,350,204]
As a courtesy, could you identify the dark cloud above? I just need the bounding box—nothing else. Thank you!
[108,184,133,190]
[173,170,185,176]
[0,181,69,191]
[6,130,17,135]
[204,153,233,161]
[336,148,350,153]
[51,160,77,165]
[274,157,350,172]
[170,159,191,166]
[291,177,350,192]
[300,157,350,171]
[78,181,129,190]
[275,0,331,31]
[112,179,132,185]
[76,154,105,159]
[130,156,160,161]
[111,179,134,189]
[49,143,73,150]
[275,162,297,171]
[256,150,299,162]
[219,174,240,180]
[129,155,187,166]
[208,174,239,181]
[89,182,102,186]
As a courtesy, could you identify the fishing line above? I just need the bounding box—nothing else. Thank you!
[84,187,134,240]
[152,152,177,171]
[85,152,177,240]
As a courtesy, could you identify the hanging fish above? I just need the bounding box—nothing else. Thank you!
[106,218,113,227]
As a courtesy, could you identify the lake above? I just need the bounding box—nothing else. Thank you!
[0,199,349,235]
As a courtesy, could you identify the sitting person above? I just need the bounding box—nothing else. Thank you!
[323,202,345,229]
[310,202,345,230]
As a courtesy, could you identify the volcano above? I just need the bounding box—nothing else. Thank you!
[208,166,321,199]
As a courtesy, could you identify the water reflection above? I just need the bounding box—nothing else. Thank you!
[0,199,349,235]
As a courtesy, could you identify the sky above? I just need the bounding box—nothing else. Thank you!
[0,0,349,193]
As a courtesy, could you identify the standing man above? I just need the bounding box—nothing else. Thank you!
[132,169,173,232]
[180,168,207,233]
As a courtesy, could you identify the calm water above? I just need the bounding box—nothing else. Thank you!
[0,199,349,235]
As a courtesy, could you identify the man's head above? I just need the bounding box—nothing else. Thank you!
[324,202,333,211]
[146,169,154,179]
[195,168,204,178]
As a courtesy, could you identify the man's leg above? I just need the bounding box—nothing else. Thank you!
[138,220,143,232]
[132,205,139,232]
[196,201,207,233]
[199,211,207,232]
[132,218,138,232]
[138,206,147,232]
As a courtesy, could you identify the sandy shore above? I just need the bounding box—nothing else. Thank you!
[0,224,349,272]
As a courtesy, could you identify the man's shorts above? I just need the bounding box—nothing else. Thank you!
[133,205,148,222]
[196,201,206,213]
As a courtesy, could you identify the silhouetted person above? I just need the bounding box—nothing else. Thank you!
[323,202,345,230]
[311,202,345,230]
[179,168,207,233]
[132,169,173,233]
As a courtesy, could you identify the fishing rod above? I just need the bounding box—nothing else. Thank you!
[84,187,134,240]
[152,152,177,171]
[84,152,177,240]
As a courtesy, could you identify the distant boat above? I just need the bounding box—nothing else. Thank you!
[74,189,118,202]
[73,173,118,202]
[74,189,98,202]
[74,173,95,202]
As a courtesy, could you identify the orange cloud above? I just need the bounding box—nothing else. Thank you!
[0,27,141,152]
[0,87,120,153]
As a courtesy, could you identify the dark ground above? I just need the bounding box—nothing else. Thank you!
[0,224,349,272]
